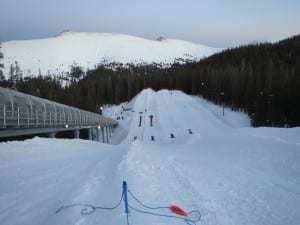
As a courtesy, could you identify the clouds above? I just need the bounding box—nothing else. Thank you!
[0,0,299,47]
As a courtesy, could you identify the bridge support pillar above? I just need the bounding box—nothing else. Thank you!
[91,128,95,141]
[74,129,80,139]
[106,126,109,143]
[88,128,92,140]
[96,127,101,142]
[101,126,107,143]
[48,132,56,138]
[101,126,105,143]
[109,126,112,138]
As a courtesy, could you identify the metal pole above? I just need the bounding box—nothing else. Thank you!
[96,127,100,142]
[101,126,104,143]
[106,126,109,143]
[3,105,6,128]
[122,181,129,214]
[80,112,82,126]
[223,103,224,116]
[220,92,225,116]
[102,126,106,143]
[71,112,73,126]
[17,107,20,127]
[27,108,30,127]
[109,126,112,138]
[43,110,46,127]
[36,109,38,127]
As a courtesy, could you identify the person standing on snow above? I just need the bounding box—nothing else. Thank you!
[149,115,154,126]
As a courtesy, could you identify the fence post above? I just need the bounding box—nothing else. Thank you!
[36,109,38,126]
[54,112,56,126]
[3,105,6,128]
[27,108,30,127]
[43,110,46,127]
[17,107,20,127]
[106,125,109,143]
[80,112,82,125]
[102,126,105,142]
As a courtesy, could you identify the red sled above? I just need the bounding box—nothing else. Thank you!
[169,205,187,217]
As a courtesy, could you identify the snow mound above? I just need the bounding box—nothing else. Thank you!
[105,89,250,144]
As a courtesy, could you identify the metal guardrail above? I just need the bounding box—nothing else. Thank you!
[0,104,113,129]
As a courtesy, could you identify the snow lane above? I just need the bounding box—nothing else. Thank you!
[117,140,200,225]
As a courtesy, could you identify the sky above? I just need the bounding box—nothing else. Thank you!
[0,0,300,47]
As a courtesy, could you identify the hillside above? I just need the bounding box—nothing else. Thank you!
[60,34,299,127]
[1,34,299,127]
[1,31,219,77]
[0,89,299,225]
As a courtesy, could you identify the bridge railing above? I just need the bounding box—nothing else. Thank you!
[0,104,114,129]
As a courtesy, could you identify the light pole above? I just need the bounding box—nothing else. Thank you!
[100,106,103,115]
[201,82,205,97]
[220,92,225,116]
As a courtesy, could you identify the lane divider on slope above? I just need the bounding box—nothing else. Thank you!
[56,181,201,225]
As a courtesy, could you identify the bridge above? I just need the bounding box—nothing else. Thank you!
[0,87,118,142]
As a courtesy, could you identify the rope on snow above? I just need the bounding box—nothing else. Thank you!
[56,181,201,225]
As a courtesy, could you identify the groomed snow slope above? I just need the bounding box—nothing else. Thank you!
[1,31,220,77]
[0,89,299,225]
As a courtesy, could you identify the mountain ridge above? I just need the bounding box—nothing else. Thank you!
[1,31,220,77]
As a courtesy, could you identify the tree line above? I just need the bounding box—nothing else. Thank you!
[0,35,299,127]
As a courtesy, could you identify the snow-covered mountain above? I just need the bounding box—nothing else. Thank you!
[1,31,220,77]
[1,89,299,225]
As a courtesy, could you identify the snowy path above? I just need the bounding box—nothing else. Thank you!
[1,89,300,225]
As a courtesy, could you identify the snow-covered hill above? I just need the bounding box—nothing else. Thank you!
[1,31,220,77]
[0,89,299,225]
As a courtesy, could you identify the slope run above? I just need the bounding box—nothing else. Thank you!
[120,89,235,143]
[2,31,219,77]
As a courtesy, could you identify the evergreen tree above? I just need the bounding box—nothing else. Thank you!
[0,42,4,81]
[15,61,22,83]
[70,65,84,83]
[9,63,15,82]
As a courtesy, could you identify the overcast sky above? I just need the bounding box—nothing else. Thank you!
[0,0,300,47]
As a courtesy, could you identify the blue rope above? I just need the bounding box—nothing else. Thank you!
[127,190,201,225]
[127,190,169,210]
[55,191,124,215]
[128,205,201,225]
[55,182,201,225]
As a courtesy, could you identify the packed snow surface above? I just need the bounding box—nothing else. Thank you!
[1,31,220,77]
[0,89,300,225]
